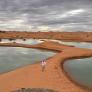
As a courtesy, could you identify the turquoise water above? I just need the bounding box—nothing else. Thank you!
[64,58,92,88]
[0,47,56,74]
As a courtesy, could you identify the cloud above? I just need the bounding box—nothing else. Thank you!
[0,0,92,31]
[57,9,85,18]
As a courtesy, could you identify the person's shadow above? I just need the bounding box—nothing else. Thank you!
[11,88,58,92]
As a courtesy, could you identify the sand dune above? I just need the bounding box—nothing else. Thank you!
[0,31,92,42]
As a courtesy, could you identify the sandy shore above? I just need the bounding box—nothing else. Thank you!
[0,41,92,92]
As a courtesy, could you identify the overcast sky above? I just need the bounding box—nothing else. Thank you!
[0,0,92,31]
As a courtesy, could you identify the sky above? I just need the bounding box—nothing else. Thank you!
[0,0,92,32]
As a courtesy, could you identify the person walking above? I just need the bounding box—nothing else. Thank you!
[41,59,46,72]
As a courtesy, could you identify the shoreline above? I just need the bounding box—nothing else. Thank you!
[0,41,92,92]
[61,57,92,90]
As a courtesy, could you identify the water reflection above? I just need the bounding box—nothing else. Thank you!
[0,47,56,74]
[0,39,43,45]
[1,39,92,49]
[64,58,92,88]
[48,40,92,49]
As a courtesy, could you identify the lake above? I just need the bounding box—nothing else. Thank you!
[0,47,56,74]
[1,39,92,49]
[64,58,92,88]
[0,39,43,45]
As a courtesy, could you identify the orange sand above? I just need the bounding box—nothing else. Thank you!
[0,41,92,92]
[0,31,92,42]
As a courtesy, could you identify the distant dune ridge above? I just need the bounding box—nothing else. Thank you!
[0,31,92,42]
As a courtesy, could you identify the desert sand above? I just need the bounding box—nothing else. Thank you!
[0,31,92,42]
[0,41,92,92]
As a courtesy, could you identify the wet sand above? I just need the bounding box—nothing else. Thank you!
[0,41,92,92]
